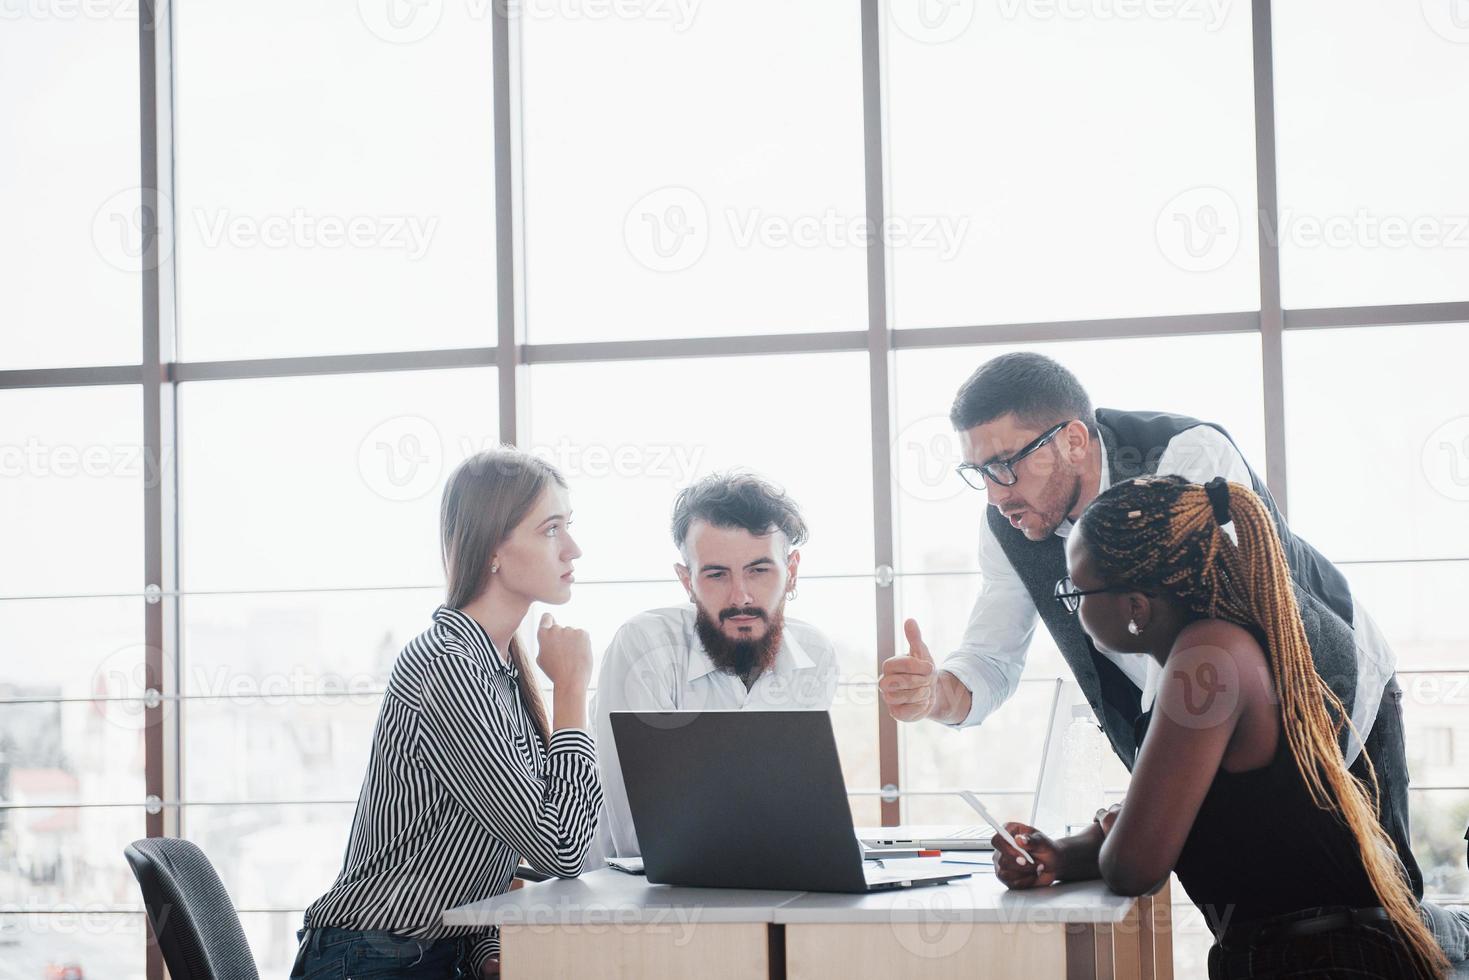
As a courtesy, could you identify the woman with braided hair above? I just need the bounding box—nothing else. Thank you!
[988,474,1469,978]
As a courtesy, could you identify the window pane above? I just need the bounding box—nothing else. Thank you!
[0,912,146,980]
[0,14,140,369]
[240,910,309,978]
[0,387,142,596]
[0,702,145,806]
[893,333,1267,575]
[183,802,354,911]
[183,699,380,805]
[1342,561,1469,673]
[1274,2,1469,309]
[1411,789,1469,899]
[0,806,146,908]
[181,589,433,697]
[1284,324,1469,563]
[524,353,875,580]
[178,369,497,592]
[175,0,498,360]
[0,597,141,696]
[520,3,866,342]
[886,0,1258,327]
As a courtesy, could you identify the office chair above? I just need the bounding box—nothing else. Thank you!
[124,837,260,980]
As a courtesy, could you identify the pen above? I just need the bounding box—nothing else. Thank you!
[958,790,1031,866]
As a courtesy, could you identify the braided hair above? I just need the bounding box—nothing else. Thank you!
[1077,474,1447,978]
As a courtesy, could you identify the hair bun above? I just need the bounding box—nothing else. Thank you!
[1204,477,1232,526]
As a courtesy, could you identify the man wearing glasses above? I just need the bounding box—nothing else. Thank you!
[878,351,1419,898]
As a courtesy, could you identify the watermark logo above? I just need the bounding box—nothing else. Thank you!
[1156,185,1240,273]
[624,186,709,273]
[890,0,976,44]
[92,187,175,274]
[358,0,444,43]
[624,186,971,273]
[1422,415,1469,502]
[894,414,965,503]
[358,416,445,502]
[996,0,1231,31]
[191,208,439,260]
[1421,0,1469,43]
[1156,644,1241,731]
[888,889,975,958]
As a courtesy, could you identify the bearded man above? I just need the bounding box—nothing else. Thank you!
[590,471,839,860]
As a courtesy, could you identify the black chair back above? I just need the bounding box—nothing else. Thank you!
[124,837,260,980]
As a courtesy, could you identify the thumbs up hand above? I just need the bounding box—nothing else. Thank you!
[879,618,940,722]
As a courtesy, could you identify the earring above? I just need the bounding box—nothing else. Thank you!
[490,562,499,574]
[786,588,797,601]
[1127,620,1140,636]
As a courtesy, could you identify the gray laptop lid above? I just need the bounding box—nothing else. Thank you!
[610,709,870,892]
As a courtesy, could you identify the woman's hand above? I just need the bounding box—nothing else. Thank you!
[538,613,592,732]
[992,822,1061,890]
[536,613,592,691]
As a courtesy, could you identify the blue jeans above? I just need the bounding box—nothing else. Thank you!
[291,926,473,980]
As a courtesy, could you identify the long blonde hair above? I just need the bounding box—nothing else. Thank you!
[440,447,563,747]
[1079,475,1447,978]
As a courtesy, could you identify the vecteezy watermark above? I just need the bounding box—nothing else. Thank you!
[1269,207,1469,251]
[0,438,172,487]
[623,186,710,273]
[92,188,440,272]
[91,643,387,732]
[996,0,1231,31]
[624,186,971,273]
[358,416,446,503]
[1420,0,1469,44]
[191,208,439,260]
[1155,186,1241,273]
[1422,415,1469,502]
[0,0,139,21]
[356,418,710,502]
[893,414,966,504]
[92,187,175,274]
[357,0,701,45]
[890,0,976,44]
[887,888,976,958]
[1158,187,1469,273]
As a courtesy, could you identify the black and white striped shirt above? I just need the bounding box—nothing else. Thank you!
[303,605,602,969]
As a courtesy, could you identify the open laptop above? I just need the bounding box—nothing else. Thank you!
[611,709,970,893]
[855,677,1066,852]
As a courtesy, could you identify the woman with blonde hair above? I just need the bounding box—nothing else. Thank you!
[993,475,1468,978]
[293,447,601,979]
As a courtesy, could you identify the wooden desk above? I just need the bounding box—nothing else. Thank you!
[444,867,1172,980]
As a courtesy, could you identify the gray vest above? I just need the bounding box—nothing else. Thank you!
[988,408,1360,769]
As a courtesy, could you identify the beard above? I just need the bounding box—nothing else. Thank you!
[1004,451,1083,540]
[693,600,786,683]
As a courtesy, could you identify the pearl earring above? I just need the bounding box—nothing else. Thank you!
[1127,620,1140,636]
[490,562,499,574]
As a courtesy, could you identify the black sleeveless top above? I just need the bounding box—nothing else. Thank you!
[1133,701,1381,933]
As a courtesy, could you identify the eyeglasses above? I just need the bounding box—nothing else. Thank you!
[1052,576,1153,615]
[955,420,1073,491]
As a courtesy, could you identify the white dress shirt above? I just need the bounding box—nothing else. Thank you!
[940,424,1394,765]
[589,606,840,860]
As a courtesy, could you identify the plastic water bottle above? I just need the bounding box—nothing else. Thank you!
[1062,703,1105,835]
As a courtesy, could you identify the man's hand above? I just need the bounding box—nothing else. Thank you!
[879,619,939,722]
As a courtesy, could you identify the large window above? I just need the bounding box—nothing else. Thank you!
[5,2,1467,977]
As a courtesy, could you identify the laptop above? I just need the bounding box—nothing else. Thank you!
[610,709,970,893]
[855,677,1065,852]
